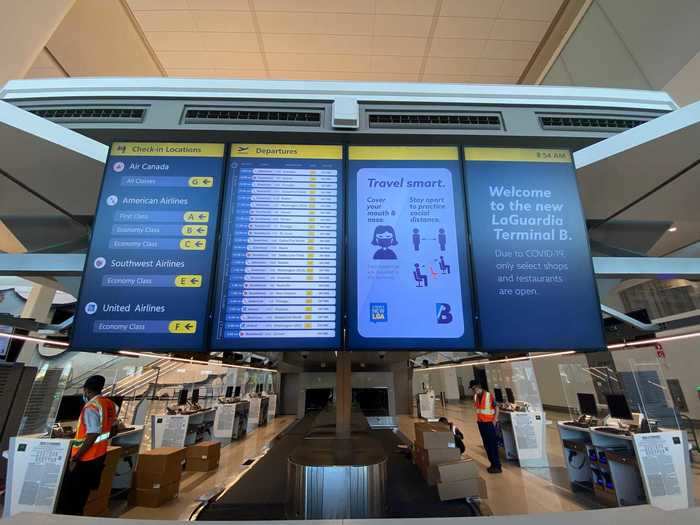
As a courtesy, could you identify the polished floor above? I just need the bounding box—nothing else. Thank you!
[399,402,700,515]
[119,415,296,520]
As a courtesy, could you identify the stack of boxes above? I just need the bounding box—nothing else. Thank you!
[185,441,221,472]
[83,446,122,517]
[130,447,186,507]
[414,422,461,485]
[413,422,486,501]
[435,458,486,501]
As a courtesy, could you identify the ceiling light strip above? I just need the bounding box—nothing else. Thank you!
[118,350,277,373]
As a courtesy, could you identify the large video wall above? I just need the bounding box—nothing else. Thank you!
[72,142,605,352]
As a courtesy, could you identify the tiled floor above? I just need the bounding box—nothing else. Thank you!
[399,402,700,515]
[118,415,296,520]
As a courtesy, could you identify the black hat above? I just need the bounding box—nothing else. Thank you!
[83,375,106,393]
[468,380,482,390]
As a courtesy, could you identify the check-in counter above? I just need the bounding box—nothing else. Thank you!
[151,408,216,449]
[557,422,693,509]
[498,409,548,468]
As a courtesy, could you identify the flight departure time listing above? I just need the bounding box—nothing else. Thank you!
[72,142,225,351]
[211,144,343,349]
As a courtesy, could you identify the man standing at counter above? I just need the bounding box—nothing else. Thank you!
[468,379,502,474]
[56,375,117,515]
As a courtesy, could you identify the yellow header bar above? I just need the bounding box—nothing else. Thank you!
[464,147,571,163]
[111,142,224,157]
[231,144,342,159]
[349,146,458,161]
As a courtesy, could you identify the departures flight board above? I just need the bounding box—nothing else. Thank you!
[347,146,476,350]
[72,142,225,351]
[210,144,343,349]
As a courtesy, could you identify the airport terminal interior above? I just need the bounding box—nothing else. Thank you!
[1,1,700,525]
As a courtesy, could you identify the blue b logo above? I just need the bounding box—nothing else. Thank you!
[436,303,453,324]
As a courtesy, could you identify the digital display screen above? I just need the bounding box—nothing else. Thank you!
[211,144,343,349]
[464,148,605,351]
[506,387,515,404]
[606,393,633,420]
[72,143,225,351]
[577,392,598,417]
[494,388,504,403]
[348,146,475,349]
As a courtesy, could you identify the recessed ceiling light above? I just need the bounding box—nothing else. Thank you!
[668,226,678,232]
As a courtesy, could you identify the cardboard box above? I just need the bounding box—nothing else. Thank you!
[436,458,479,483]
[437,477,487,501]
[185,441,220,472]
[87,446,122,502]
[129,481,179,508]
[133,447,185,490]
[414,422,455,450]
[83,494,109,517]
[423,447,461,465]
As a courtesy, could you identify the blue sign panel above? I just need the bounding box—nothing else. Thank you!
[211,144,343,349]
[72,143,225,351]
[464,148,605,351]
[348,146,475,350]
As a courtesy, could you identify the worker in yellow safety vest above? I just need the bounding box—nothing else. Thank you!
[468,379,502,473]
[56,375,117,515]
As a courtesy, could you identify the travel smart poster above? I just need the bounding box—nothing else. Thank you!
[348,146,475,349]
[464,147,605,351]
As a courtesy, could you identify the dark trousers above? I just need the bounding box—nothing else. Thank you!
[477,421,501,468]
[55,456,105,515]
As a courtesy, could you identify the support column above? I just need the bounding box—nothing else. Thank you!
[336,351,352,437]
[441,367,460,402]
[16,283,57,364]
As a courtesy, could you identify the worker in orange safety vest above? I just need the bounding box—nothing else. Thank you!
[56,375,117,515]
[468,379,502,473]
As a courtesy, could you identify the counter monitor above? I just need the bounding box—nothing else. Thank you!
[577,392,598,417]
[178,389,188,405]
[506,387,515,404]
[494,388,504,403]
[605,393,633,421]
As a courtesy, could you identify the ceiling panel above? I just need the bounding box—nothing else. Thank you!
[263,34,371,54]
[429,38,485,59]
[441,0,504,18]
[376,0,438,16]
[499,0,562,21]
[434,17,494,39]
[254,0,375,14]
[372,36,427,56]
[483,39,538,60]
[490,18,550,41]
[126,0,564,84]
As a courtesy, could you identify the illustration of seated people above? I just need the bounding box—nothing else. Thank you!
[438,255,451,274]
[412,228,421,251]
[438,227,447,251]
[413,263,428,287]
[372,225,398,260]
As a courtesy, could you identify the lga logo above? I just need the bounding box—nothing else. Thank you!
[436,303,453,324]
[370,303,388,323]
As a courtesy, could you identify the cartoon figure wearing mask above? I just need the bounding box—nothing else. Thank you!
[371,225,398,260]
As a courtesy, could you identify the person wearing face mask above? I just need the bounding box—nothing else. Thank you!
[468,379,502,474]
[56,375,117,515]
